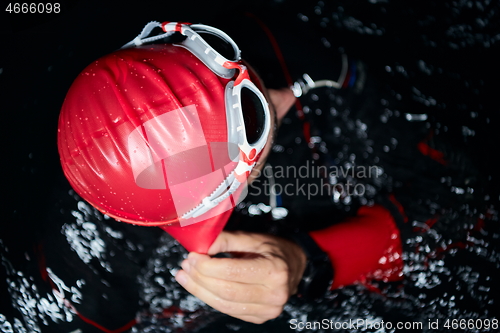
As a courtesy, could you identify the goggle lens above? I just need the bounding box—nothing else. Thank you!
[241,87,266,145]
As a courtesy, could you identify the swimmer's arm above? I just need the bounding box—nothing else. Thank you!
[309,205,404,289]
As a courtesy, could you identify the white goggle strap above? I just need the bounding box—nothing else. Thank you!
[121,21,241,79]
[121,21,176,49]
[181,172,241,219]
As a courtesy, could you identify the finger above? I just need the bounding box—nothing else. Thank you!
[182,260,288,306]
[175,270,283,320]
[187,252,288,285]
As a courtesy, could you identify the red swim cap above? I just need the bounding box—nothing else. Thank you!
[58,44,245,252]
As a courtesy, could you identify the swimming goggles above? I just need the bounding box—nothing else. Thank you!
[123,21,271,219]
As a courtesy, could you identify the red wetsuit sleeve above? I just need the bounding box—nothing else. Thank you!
[309,205,404,289]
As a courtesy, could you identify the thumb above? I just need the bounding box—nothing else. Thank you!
[206,231,234,255]
[207,231,259,255]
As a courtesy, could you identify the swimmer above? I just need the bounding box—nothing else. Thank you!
[57,21,403,324]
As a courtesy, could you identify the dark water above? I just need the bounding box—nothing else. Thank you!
[1,0,499,332]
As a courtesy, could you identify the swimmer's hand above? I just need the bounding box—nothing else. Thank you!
[175,231,307,324]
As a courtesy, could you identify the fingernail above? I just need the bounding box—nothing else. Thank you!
[175,271,187,286]
[181,260,191,273]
